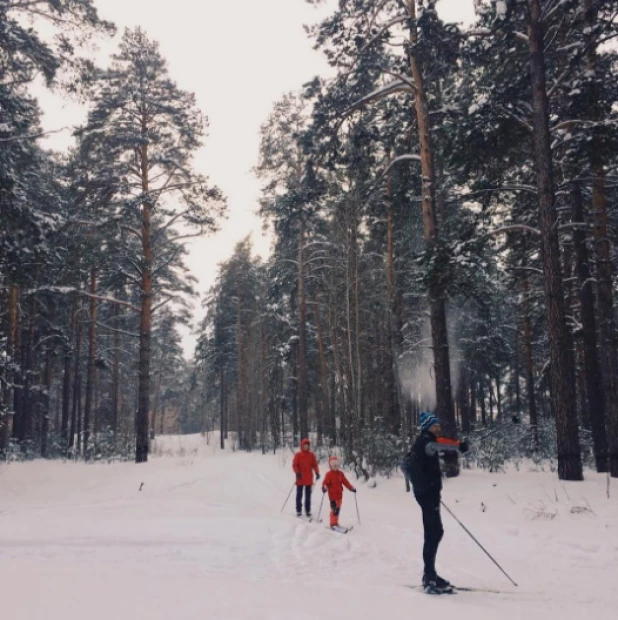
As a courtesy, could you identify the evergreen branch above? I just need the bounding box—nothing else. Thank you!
[152,207,193,242]
[460,185,538,198]
[156,232,205,248]
[0,126,70,142]
[152,294,180,313]
[152,247,182,278]
[383,153,421,176]
[343,80,414,120]
[360,14,409,53]
[483,225,541,238]
[25,286,140,312]
[382,70,417,93]
[95,322,140,339]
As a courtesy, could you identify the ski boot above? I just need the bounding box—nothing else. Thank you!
[423,573,453,594]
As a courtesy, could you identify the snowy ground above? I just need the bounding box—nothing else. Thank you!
[1,435,617,619]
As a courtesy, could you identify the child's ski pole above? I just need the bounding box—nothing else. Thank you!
[354,492,361,524]
[280,483,295,514]
[317,491,326,523]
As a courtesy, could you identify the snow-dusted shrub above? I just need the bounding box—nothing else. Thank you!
[341,420,404,479]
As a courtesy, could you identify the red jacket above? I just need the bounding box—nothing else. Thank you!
[293,439,319,486]
[322,470,354,501]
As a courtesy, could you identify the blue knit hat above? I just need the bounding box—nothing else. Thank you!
[419,411,441,432]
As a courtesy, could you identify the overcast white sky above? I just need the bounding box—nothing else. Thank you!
[39,0,475,356]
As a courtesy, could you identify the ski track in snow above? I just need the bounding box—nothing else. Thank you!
[0,435,617,619]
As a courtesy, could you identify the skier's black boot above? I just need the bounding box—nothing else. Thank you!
[423,573,452,594]
[435,575,452,592]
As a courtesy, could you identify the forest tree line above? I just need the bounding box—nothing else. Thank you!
[0,1,225,462]
[2,1,618,479]
[194,0,618,481]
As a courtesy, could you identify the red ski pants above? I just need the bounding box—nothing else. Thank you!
[329,499,342,527]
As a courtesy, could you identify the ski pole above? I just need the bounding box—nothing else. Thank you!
[354,491,361,525]
[317,491,326,523]
[441,500,518,586]
[280,482,295,514]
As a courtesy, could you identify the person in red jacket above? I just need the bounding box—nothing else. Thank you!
[293,438,320,518]
[322,456,356,530]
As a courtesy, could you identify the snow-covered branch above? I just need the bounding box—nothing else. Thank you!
[25,286,140,312]
[483,225,541,238]
[382,70,417,93]
[0,126,70,143]
[383,154,422,176]
[361,14,409,53]
[344,80,414,119]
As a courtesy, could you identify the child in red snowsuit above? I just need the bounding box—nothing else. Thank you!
[292,438,320,517]
[321,456,356,528]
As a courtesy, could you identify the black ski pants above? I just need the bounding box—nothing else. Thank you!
[414,490,444,577]
[296,485,312,515]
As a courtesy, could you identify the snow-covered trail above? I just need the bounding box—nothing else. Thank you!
[1,435,616,619]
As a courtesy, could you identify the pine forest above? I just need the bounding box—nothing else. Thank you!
[2,0,618,483]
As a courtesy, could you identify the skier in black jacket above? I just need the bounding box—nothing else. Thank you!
[402,412,469,593]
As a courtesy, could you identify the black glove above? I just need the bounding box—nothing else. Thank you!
[322,487,327,494]
[459,440,470,454]
[296,472,301,480]
[316,473,321,480]
[352,488,357,493]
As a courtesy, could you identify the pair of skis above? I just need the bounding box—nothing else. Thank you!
[295,514,353,534]
[330,524,353,534]
[406,584,510,595]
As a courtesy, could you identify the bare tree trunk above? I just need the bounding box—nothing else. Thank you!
[385,156,401,435]
[459,368,471,433]
[41,351,52,457]
[407,0,457,458]
[69,304,83,456]
[495,375,502,421]
[12,286,22,442]
[136,123,153,464]
[514,323,522,421]
[19,294,37,443]
[582,0,618,476]
[61,295,76,451]
[528,0,582,479]
[353,220,363,436]
[83,267,97,461]
[260,318,266,452]
[297,219,309,440]
[576,342,589,429]
[152,360,163,439]
[470,373,477,426]
[220,366,226,450]
[522,274,539,447]
[479,381,486,426]
[1,284,18,450]
[236,296,245,448]
[572,182,607,471]
[344,217,356,449]
[329,295,344,445]
[488,377,494,422]
[314,297,330,445]
[112,304,121,440]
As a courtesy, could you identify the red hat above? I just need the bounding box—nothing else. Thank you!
[328,456,340,469]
